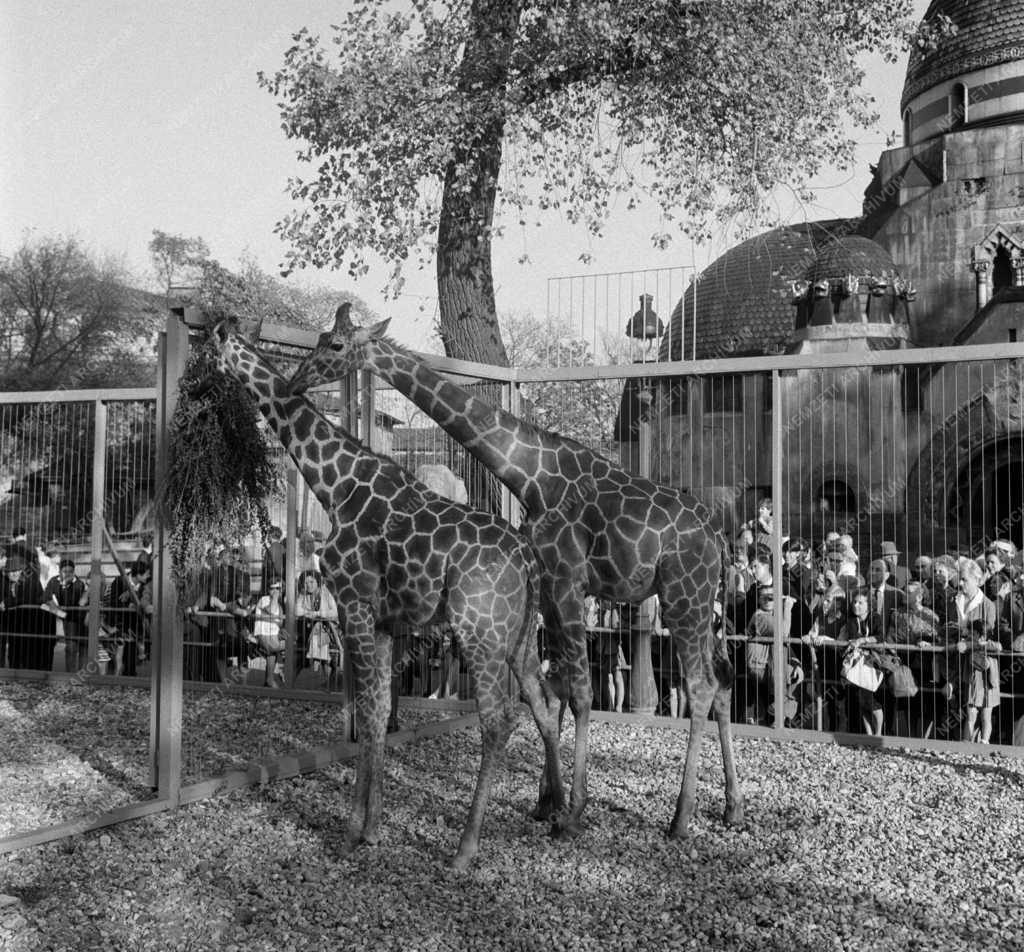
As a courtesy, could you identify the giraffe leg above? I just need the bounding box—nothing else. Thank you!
[551,635,592,838]
[536,585,593,839]
[713,653,745,827]
[341,616,390,855]
[450,628,516,871]
[668,675,714,839]
[511,642,565,821]
[360,632,394,846]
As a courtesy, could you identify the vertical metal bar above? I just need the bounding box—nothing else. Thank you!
[87,399,107,673]
[154,313,187,803]
[503,379,520,527]
[771,367,784,732]
[283,468,298,687]
[361,369,375,451]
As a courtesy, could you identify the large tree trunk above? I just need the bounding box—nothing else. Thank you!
[435,0,523,367]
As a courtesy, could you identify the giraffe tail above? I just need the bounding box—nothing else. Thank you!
[712,532,735,688]
[517,547,541,661]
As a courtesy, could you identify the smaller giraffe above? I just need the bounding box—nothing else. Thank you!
[204,320,564,869]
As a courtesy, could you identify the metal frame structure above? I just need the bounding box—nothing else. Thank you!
[5,308,1024,852]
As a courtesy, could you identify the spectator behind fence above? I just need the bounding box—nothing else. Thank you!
[295,569,342,689]
[743,585,794,726]
[252,577,287,688]
[36,543,60,587]
[207,544,253,681]
[928,555,959,626]
[44,558,88,674]
[983,544,1022,649]
[0,548,11,667]
[867,558,905,639]
[880,541,909,590]
[104,556,153,677]
[953,559,1000,744]
[803,584,848,732]
[8,528,36,578]
[840,590,885,736]
[260,526,286,593]
[911,554,933,587]
[3,550,52,670]
[890,581,939,737]
[740,498,774,551]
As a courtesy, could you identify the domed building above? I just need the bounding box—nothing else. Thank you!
[642,0,1024,545]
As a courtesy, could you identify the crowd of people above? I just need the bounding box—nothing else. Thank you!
[0,526,153,675]
[722,499,1024,745]
[182,527,343,689]
[7,504,1024,748]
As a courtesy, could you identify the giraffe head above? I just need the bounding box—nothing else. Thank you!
[186,317,261,398]
[287,301,391,395]
[208,317,257,375]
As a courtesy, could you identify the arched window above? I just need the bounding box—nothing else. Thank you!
[950,83,968,129]
[903,108,913,145]
[994,245,1013,293]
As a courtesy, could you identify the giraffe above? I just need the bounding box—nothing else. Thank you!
[202,320,564,870]
[287,303,744,840]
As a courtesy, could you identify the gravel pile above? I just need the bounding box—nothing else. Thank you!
[2,680,1023,951]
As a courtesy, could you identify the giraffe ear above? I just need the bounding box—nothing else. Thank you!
[332,302,354,333]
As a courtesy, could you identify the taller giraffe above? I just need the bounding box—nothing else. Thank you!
[203,321,564,869]
[288,303,744,838]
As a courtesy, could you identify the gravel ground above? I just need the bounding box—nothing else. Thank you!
[2,680,1023,951]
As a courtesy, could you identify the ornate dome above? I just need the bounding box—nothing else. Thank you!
[659,220,853,361]
[902,0,1024,110]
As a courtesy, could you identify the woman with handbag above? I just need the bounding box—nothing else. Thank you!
[296,570,342,689]
[839,590,885,735]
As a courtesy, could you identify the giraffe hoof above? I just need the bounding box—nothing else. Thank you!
[723,802,744,827]
[530,797,564,822]
[666,815,692,841]
[549,817,583,840]
[446,851,474,872]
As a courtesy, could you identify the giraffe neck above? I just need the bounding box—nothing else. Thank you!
[364,339,550,502]
[224,341,372,512]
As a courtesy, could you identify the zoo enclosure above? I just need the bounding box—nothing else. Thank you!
[5,304,1024,852]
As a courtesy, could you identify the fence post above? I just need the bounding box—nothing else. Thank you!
[87,399,107,671]
[153,311,187,802]
[771,368,784,732]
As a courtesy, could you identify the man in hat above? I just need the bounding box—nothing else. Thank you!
[880,541,909,590]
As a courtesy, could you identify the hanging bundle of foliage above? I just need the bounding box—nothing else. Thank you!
[158,336,281,594]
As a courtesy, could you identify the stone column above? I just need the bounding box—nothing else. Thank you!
[974,259,992,310]
[1013,256,1024,288]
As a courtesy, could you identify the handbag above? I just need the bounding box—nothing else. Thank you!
[306,621,332,661]
[842,648,883,692]
[746,641,771,679]
[889,662,918,698]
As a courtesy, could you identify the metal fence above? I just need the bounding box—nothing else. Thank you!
[6,309,1024,851]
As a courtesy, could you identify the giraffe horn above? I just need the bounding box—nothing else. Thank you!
[333,301,354,333]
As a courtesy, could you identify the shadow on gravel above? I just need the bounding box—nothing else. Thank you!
[871,745,1024,786]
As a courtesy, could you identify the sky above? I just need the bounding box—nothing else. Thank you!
[0,1,929,348]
